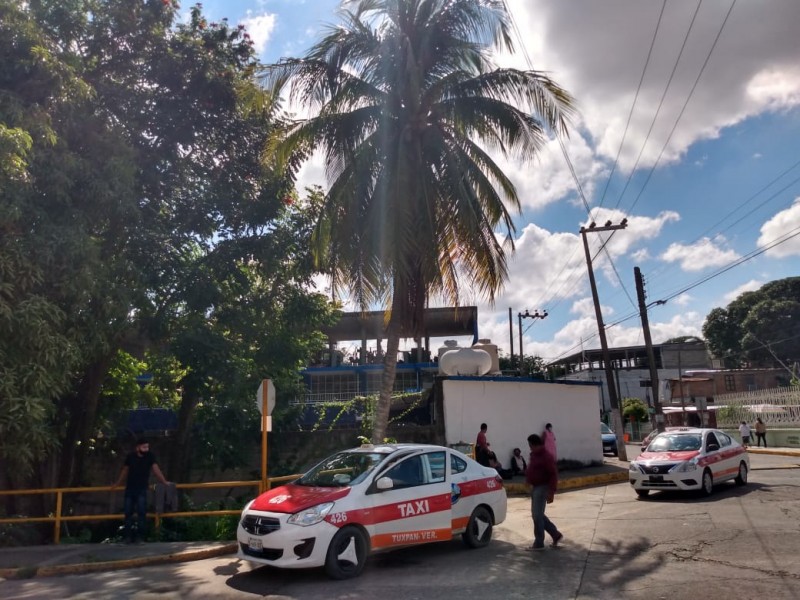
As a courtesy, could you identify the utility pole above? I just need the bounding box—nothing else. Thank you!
[508,307,515,372]
[634,267,665,433]
[518,309,548,376]
[581,220,628,461]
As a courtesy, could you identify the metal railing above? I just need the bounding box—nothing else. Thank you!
[0,475,300,544]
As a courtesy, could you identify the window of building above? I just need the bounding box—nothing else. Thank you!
[724,374,736,391]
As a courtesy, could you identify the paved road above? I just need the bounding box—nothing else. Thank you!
[3,453,799,600]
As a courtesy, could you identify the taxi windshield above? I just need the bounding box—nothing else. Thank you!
[648,433,702,452]
[297,452,386,487]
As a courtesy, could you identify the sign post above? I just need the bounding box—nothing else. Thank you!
[256,379,275,492]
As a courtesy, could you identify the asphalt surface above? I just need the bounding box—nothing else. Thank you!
[0,446,796,583]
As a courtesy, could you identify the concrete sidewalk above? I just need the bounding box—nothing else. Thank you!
[1,447,796,581]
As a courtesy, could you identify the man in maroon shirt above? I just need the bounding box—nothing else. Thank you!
[475,423,490,466]
[525,433,563,550]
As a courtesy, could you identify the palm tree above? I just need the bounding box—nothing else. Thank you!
[261,0,574,442]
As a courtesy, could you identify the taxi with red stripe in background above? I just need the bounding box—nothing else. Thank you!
[237,443,507,579]
[629,427,749,499]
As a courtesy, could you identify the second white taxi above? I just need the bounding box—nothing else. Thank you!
[629,427,749,498]
[237,443,507,579]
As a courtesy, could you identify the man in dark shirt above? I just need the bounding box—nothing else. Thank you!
[112,438,169,543]
[525,433,563,550]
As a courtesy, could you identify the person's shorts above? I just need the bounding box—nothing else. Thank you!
[742,435,751,443]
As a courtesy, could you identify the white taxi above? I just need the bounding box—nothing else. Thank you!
[237,443,507,579]
[629,427,749,498]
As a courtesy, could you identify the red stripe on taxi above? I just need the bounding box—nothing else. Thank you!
[326,492,452,527]
[457,475,503,498]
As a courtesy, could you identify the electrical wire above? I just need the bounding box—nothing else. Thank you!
[622,0,738,217]
[597,0,667,210]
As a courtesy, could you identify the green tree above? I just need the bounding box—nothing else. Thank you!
[1,0,337,484]
[262,0,574,441]
[703,277,800,370]
[622,397,648,422]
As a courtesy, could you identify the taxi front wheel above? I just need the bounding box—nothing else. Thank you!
[462,506,493,549]
[701,469,714,497]
[325,526,368,580]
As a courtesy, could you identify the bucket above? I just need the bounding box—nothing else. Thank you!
[623,433,631,442]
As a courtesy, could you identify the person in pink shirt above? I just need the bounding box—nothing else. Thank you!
[542,423,557,460]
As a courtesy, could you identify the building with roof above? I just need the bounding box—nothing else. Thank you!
[547,340,712,415]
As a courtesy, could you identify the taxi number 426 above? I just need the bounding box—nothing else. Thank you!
[329,512,348,524]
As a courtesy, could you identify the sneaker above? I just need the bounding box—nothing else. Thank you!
[551,533,563,547]
[528,544,546,551]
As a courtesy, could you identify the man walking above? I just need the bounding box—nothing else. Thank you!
[525,433,563,550]
[112,438,170,543]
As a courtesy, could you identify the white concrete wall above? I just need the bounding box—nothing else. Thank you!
[442,378,603,467]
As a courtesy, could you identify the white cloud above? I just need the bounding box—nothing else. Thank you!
[660,237,740,271]
[296,150,327,193]
[673,293,692,307]
[723,279,764,303]
[631,248,651,262]
[758,198,800,258]
[241,11,277,55]
[497,136,606,211]
[503,0,800,197]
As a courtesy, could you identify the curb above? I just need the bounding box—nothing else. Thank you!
[746,448,800,457]
[0,543,238,580]
[504,471,629,495]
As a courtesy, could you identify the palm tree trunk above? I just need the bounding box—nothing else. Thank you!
[372,308,402,443]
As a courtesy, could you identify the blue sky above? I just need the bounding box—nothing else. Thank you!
[199,0,800,362]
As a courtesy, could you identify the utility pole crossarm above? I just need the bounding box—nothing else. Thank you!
[518,309,548,376]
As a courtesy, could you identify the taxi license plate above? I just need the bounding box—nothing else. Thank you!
[649,475,663,482]
[248,537,263,551]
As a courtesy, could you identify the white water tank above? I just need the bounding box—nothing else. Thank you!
[437,340,460,361]
[472,338,500,374]
[439,347,492,376]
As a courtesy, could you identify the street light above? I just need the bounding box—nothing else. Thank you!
[518,309,548,375]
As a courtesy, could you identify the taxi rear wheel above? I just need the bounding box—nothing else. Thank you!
[701,469,714,496]
[735,462,748,485]
[462,506,493,548]
[324,526,368,580]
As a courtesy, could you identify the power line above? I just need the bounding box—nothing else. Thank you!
[622,0,738,217]
[503,1,638,311]
[613,0,704,210]
[597,0,667,210]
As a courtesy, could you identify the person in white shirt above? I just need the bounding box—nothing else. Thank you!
[738,421,751,448]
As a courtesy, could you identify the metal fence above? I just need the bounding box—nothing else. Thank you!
[713,385,800,428]
[0,475,299,544]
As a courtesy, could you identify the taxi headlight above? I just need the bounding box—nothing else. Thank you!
[670,458,699,473]
[240,499,254,523]
[287,502,335,527]
[629,463,643,473]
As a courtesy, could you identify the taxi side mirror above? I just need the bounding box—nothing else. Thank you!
[376,476,394,491]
